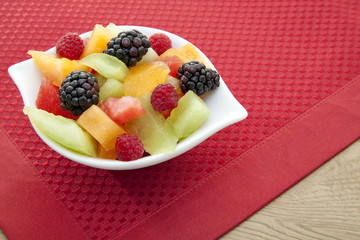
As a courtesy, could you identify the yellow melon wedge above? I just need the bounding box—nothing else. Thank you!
[123,61,170,97]
[97,142,118,159]
[159,43,204,64]
[80,24,116,59]
[28,50,91,87]
[77,105,126,151]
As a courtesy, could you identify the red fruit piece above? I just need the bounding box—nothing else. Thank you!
[100,96,146,125]
[149,33,172,55]
[36,78,78,120]
[151,83,179,113]
[158,55,184,78]
[115,133,144,161]
[56,33,84,60]
[161,109,172,119]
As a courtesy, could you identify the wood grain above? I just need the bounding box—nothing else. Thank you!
[0,230,6,240]
[221,139,360,240]
[0,139,359,240]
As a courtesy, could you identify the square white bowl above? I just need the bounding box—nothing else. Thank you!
[8,25,247,170]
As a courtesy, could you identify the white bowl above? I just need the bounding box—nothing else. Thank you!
[8,25,248,170]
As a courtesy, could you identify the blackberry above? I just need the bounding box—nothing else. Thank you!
[176,61,220,95]
[103,29,151,67]
[59,71,99,116]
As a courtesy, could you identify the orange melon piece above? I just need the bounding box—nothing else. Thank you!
[80,24,115,59]
[77,105,126,151]
[123,61,170,97]
[28,50,90,87]
[97,142,117,159]
[159,43,204,64]
[122,122,138,135]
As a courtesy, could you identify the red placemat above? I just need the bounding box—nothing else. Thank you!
[0,1,360,240]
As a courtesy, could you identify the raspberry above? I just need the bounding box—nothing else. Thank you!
[115,134,144,161]
[149,33,172,56]
[151,83,179,113]
[56,33,84,60]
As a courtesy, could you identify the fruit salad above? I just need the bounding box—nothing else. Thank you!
[24,23,220,161]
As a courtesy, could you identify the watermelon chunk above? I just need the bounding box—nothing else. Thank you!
[36,78,78,120]
[158,55,184,78]
[100,96,145,125]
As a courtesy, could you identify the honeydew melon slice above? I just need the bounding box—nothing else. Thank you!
[80,53,129,82]
[166,90,210,139]
[99,78,124,103]
[132,93,178,155]
[105,23,123,36]
[137,48,159,65]
[93,72,107,87]
[23,106,97,157]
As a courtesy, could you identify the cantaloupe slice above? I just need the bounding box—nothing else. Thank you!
[123,61,170,97]
[80,24,115,59]
[97,142,117,159]
[77,105,126,151]
[159,43,204,64]
[28,50,90,87]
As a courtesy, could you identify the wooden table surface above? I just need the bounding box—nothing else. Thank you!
[221,138,360,240]
[1,139,359,240]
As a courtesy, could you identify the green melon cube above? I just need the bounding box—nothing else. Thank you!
[99,78,124,102]
[166,90,210,139]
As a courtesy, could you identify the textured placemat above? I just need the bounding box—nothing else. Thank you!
[0,1,360,239]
